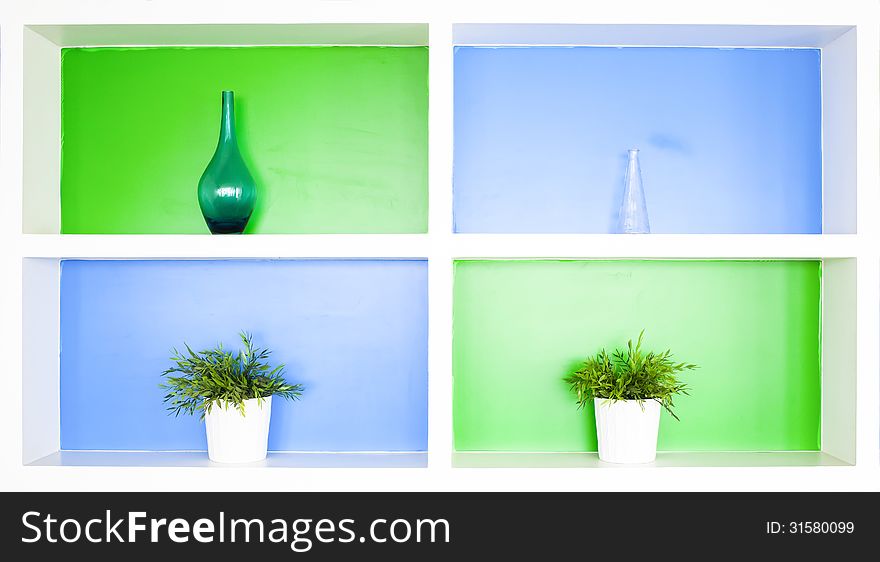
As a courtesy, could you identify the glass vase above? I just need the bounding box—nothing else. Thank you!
[198,91,256,234]
[617,148,650,234]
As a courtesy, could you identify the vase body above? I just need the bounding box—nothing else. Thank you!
[198,91,256,234]
[204,396,272,463]
[617,148,650,234]
[594,398,660,464]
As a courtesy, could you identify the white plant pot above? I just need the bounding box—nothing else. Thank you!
[204,396,272,463]
[594,398,661,464]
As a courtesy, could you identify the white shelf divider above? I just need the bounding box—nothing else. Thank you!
[21,258,60,465]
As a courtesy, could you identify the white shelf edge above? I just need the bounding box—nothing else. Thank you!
[29,450,429,469]
[27,23,430,48]
[452,451,851,468]
[17,234,860,259]
[451,24,854,48]
[18,234,431,259]
[449,235,859,259]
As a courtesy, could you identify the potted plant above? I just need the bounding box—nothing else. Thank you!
[564,331,696,464]
[161,332,303,463]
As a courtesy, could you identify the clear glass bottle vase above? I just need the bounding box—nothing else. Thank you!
[617,148,650,234]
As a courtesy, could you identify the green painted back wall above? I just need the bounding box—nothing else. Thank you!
[61,46,428,234]
[453,260,822,452]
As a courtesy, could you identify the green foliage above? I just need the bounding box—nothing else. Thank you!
[564,331,697,420]
[161,332,303,419]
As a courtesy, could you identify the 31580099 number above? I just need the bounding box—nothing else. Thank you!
[766,521,854,534]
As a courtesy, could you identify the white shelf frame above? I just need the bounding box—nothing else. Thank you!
[1,0,878,492]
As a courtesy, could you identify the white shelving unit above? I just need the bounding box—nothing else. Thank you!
[2,0,879,492]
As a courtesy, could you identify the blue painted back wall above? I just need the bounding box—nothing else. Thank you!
[453,46,822,233]
[60,259,428,451]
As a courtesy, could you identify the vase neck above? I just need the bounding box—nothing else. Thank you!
[219,91,237,145]
[625,149,641,187]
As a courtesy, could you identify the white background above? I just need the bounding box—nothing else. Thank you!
[1,0,879,491]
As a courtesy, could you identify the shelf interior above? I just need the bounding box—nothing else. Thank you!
[453,259,827,453]
[25,259,429,461]
[454,45,823,234]
[58,45,427,234]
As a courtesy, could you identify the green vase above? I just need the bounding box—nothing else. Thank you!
[198,91,256,234]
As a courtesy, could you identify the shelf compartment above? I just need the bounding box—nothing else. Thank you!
[452,24,855,234]
[452,258,855,466]
[23,258,428,466]
[24,24,428,234]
